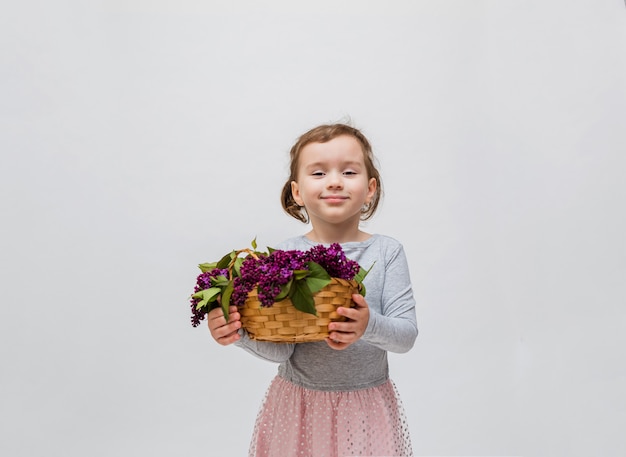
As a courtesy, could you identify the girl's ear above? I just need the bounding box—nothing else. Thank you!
[365,177,377,203]
[291,180,304,206]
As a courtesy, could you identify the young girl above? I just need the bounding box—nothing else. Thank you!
[207,123,418,457]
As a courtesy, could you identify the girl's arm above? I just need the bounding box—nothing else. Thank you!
[235,331,296,363]
[360,243,418,353]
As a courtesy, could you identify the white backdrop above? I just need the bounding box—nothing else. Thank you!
[1,1,625,456]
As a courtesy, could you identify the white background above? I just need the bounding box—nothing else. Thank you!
[1,1,625,456]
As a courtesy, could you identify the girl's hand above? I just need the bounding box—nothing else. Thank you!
[207,305,241,345]
[326,293,369,350]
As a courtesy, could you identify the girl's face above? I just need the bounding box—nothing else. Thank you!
[291,135,377,227]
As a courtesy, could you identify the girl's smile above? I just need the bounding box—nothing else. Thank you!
[321,194,349,203]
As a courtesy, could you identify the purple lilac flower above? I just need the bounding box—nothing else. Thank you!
[256,250,307,307]
[190,268,228,327]
[231,256,263,306]
[228,250,307,307]
[305,243,360,280]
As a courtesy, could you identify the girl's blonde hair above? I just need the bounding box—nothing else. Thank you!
[281,123,383,223]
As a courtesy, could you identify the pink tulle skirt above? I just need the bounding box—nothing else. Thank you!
[248,376,413,457]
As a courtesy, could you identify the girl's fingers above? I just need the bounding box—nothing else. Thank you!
[351,293,368,307]
[325,337,350,350]
[212,323,241,345]
[216,328,241,345]
[207,306,242,345]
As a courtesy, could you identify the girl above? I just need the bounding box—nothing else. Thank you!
[208,123,418,457]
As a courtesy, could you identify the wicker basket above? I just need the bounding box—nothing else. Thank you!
[239,277,358,343]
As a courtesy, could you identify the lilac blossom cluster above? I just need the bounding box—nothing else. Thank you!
[190,268,228,327]
[231,250,307,307]
[304,243,361,280]
[230,244,360,308]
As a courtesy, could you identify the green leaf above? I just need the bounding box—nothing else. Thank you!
[304,261,331,293]
[251,238,257,250]
[305,276,332,295]
[353,263,375,297]
[192,287,221,310]
[211,275,230,287]
[198,262,217,273]
[292,269,311,281]
[216,252,235,270]
[232,257,244,277]
[221,281,234,321]
[274,279,293,301]
[290,280,317,316]
[354,262,375,284]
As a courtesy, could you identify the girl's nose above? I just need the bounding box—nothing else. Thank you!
[326,171,343,188]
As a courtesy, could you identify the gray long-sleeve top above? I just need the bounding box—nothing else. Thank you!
[235,234,418,391]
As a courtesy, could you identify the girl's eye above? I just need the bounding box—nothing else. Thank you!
[343,170,357,176]
[312,171,325,176]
